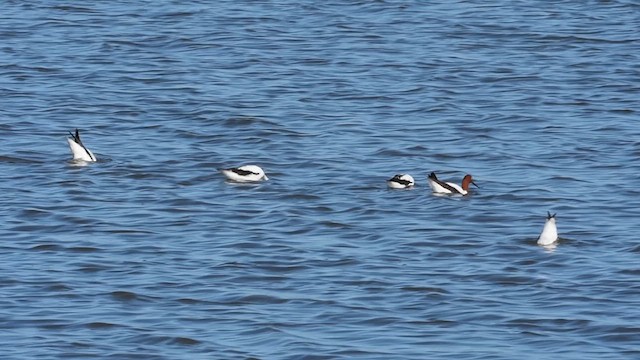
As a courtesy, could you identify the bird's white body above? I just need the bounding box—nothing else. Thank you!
[387,174,415,189]
[427,172,476,196]
[537,213,558,246]
[221,165,268,182]
[428,179,466,195]
[67,129,96,162]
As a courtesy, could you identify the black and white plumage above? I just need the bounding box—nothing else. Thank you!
[537,212,558,246]
[387,174,415,189]
[220,165,268,182]
[67,128,97,162]
[427,172,477,195]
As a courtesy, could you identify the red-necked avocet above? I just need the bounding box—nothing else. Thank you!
[427,172,478,195]
[220,165,268,182]
[387,174,415,189]
[67,128,97,162]
[537,212,558,246]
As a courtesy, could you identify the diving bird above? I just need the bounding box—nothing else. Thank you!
[67,128,97,162]
[537,212,558,246]
[427,172,477,195]
[387,174,415,189]
[220,165,268,182]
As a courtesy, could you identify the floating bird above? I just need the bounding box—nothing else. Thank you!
[220,165,268,182]
[67,128,97,162]
[537,212,558,246]
[387,174,415,189]
[427,172,478,195]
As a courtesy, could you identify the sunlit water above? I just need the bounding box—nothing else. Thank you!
[1,1,639,359]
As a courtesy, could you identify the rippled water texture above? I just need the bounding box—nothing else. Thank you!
[1,1,639,359]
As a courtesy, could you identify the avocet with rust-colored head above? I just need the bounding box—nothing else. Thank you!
[220,165,268,182]
[427,172,478,195]
[387,174,415,189]
[537,212,558,246]
[67,128,97,162]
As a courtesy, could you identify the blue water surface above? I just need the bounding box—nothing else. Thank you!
[1,1,639,359]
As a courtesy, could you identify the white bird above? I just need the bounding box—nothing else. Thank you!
[427,172,478,195]
[220,165,268,182]
[387,174,415,189]
[537,212,558,246]
[67,128,97,162]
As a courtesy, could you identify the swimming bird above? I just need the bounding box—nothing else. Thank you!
[220,165,268,182]
[67,128,97,162]
[537,212,558,246]
[387,174,415,189]
[427,172,478,195]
